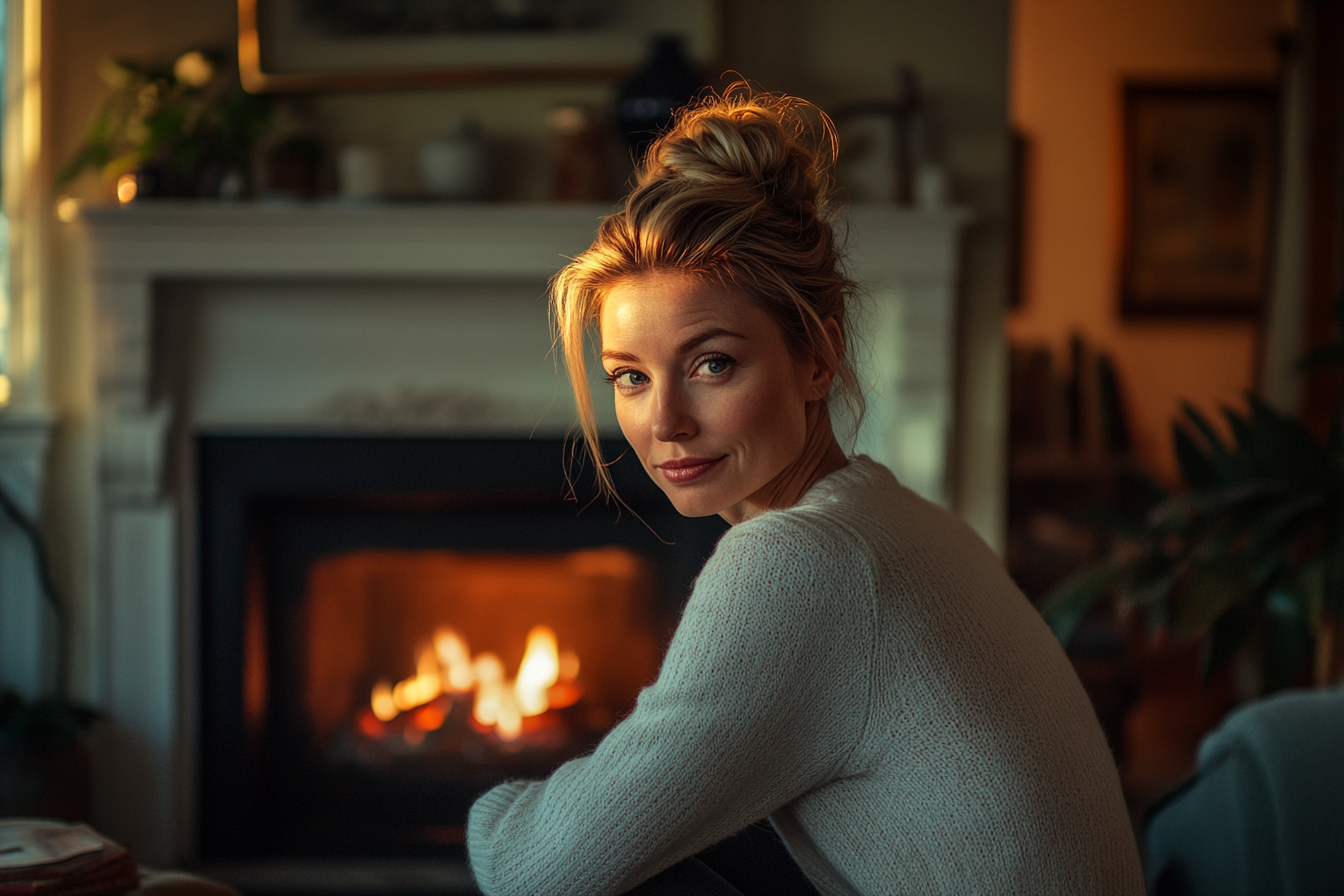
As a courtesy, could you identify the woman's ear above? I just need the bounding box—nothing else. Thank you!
[803,318,844,401]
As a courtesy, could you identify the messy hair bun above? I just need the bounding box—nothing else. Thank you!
[641,94,829,206]
[552,86,863,498]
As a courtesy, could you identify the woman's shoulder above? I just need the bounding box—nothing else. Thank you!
[738,455,1003,587]
[795,454,904,510]
[705,459,896,587]
[688,475,881,642]
[740,455,905,545]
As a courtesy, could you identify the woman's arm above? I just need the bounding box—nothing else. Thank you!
[466,515,875,896]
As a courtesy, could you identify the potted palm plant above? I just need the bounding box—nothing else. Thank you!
[1041,303,1344,694]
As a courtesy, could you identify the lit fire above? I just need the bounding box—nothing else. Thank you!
[367,625,581,742]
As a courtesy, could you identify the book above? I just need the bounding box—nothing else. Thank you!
[0,820,138,895]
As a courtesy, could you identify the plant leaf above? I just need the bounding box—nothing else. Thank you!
[1038,560,1133,645]
[1173,420,1220,490]
[1246,394,1332,484]
[1181,402,1229,454]
[1148,481,1281,528]
[1170,557,1251,637]
[1123,554,1189,631]
[1220,402,1255,455]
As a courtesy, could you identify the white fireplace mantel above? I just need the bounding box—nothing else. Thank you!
[75,200,969,864]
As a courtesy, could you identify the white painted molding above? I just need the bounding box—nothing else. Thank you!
[79,202,616,280]
[99,405,170,506]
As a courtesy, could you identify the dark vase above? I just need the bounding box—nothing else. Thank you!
[615,35,705,164]
[134,163,169,200]
[265,136,325,201]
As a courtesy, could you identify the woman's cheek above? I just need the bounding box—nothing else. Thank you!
[734,387,787,436]
[614,398,648,458]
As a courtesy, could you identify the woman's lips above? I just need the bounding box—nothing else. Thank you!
[657,456,725,484]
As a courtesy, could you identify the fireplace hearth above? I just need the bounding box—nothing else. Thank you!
[197,435,726,861]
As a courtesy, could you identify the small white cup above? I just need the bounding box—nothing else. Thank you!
[338,145,384,201]
[915,164,948,210]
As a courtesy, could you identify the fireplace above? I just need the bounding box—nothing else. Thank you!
[74,202,967,867]
[197,435,724,860]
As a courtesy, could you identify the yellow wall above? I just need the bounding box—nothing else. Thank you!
[1009,0,1285,483]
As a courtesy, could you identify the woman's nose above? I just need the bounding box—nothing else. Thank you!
[650,385,696,442]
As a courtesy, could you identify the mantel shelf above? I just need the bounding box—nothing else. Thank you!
[75,200,972,281]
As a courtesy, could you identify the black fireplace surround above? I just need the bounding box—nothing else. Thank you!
[196,435,728,861]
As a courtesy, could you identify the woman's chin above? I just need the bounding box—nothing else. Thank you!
[669,497,725,519]
[660,487,729,519]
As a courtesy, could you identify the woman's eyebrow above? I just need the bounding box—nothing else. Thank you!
[676,328,745,355]
[600,328,746,364]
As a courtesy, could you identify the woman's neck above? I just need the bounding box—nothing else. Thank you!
[722,403,848,525]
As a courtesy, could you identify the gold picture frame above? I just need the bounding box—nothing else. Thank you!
[238,0,721,93]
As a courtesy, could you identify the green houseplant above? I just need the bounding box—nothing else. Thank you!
[57,48,273,199]
[1041,305,1344,694]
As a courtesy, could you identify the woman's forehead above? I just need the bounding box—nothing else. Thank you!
[600,275,765,341]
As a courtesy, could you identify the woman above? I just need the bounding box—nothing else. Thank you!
[467,90,1144,896]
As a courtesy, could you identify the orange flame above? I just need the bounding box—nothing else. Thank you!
[434,628,475,691]
[515,626,560,717]
[370,680,398,721]
[368,624,581,742]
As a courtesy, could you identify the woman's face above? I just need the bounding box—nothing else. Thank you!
[599,274,827,522]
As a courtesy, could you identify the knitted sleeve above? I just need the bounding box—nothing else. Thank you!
[466,512,875,896]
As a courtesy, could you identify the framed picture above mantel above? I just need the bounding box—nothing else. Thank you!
[238,0,721,93]
[1120,81,1278,318]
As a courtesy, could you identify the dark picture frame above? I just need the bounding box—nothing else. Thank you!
[237,0,720,93]
[1120,82,1278,317]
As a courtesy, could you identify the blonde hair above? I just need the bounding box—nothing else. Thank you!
[551,87,863,498]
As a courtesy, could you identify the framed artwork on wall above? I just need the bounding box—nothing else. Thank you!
[237,0,721,93]
[1120,82,1278,317]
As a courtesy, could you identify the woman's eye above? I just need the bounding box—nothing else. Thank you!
[604,369,649,389]
[695,355,734,377]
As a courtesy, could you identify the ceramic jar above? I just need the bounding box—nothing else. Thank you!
[419,118,491,200]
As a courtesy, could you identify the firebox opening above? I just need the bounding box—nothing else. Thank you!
[306,547,659,765]
[198,435,728,861]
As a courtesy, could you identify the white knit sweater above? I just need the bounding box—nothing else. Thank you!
[467,457,1144,896]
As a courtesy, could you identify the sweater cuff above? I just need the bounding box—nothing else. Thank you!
[466,779,535,896]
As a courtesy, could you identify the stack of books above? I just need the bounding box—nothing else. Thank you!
[0,819,139,895]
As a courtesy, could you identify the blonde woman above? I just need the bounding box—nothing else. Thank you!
[466,90,1144,896]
